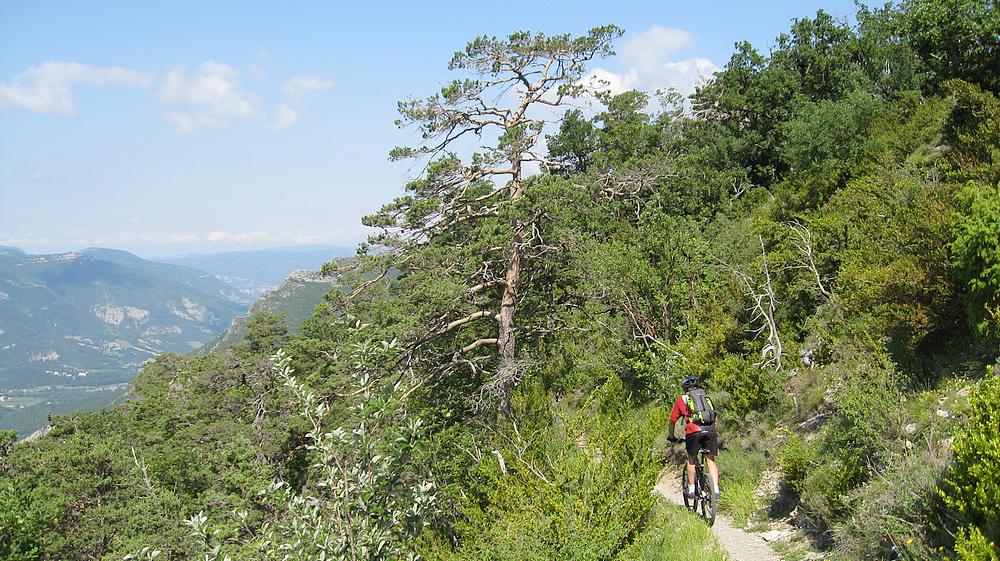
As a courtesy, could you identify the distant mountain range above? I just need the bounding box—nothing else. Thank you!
[0,245,350,436]
[155,245,354,298]
[0,246,248,435]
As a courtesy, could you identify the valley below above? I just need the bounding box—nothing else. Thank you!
[0,245,345,436]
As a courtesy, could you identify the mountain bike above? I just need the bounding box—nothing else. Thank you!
[676,436,718,527]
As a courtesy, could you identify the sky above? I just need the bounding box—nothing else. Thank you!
[1,0,859,258]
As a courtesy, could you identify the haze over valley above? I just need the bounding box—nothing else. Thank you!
[0,245,346,436]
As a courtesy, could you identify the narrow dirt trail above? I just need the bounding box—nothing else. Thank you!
[653,474,781,561]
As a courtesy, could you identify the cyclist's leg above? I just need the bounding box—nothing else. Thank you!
[686,455,698,489]
[703,430,721,494]
[684,435,698,495]
[704,454,720,493]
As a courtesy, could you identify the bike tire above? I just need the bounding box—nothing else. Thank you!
[681,469,696,511]
[700,472,717,527]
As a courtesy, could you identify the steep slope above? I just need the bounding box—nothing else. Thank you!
[199,268,343,354]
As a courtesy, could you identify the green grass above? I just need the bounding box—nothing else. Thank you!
[617,499,728,561]
[718,445,768,527]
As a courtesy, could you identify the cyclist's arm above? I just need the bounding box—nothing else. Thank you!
[668,396,684,439]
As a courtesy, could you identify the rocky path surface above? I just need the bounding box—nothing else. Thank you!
[654,475,782,561]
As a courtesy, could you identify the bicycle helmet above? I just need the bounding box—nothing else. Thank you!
[681,376,700,390]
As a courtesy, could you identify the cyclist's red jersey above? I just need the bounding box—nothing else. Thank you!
[671,396,715,435]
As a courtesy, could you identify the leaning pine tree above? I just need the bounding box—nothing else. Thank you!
[362,26,622,414]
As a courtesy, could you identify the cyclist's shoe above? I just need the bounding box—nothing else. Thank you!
[712,488,721,501]
[684,487,696,499]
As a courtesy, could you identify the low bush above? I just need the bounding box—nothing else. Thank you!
[826,355,904,478]
[712,354,784,419]
[798,459,856,542]
[834,448,950,561]
[941,368,1000,555]
[434,378,661,561]
[778,435,820,493]
[953,526,1000,561]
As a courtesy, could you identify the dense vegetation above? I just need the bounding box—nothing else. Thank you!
[3,1,999,559]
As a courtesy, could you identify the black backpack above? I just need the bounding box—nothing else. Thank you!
[683,388,716,426]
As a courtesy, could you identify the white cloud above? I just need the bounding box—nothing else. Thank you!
[0,236,52,246]
[580,67,639,97]
[587,26,719,98]
[0,61,151,115]
[657,58,719,97]
[267,74,331,130]
[166,111,226,134]
[3,59,331,133]
[268,104,298,130]
[159,61,262,132]
[617,26,695,76]
[283,75,332,99]
[206,230,274,242]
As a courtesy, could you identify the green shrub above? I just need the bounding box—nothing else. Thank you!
[834,449,950,561]
[951,182,1000,339]
[941,369,1000,552]
[799,459,855,537]
[954,526,1000,561]
[778,435,820,493]
[0,480,42,561]
[621,348,678,403]
[712,354,783,418]
[437,379,659,561]
[827,355,904,476]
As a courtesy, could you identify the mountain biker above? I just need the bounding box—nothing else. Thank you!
[667,376,720,500]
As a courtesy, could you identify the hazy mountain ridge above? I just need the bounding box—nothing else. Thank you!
[156,245,354,298]
[0,247,250,435]
[199,266,345,354]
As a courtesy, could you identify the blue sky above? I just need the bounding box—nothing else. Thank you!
[1,0,858,257]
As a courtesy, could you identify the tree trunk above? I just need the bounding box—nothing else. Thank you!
[497,220,522,415]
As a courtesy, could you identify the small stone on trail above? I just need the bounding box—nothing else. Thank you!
[761,529,792,542]
[936,409,950,418]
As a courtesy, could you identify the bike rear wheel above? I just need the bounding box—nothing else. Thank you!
[699,471,717,526]
[682,468,697,511]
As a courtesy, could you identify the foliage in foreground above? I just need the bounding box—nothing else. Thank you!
[163,345,437,561]
[941,368,1000,558]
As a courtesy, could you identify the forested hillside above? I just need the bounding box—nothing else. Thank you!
[198,266,346,354]
[0,247,248,437]
[2,1,998,560]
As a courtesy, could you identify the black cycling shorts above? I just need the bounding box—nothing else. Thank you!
[686,429,719,458]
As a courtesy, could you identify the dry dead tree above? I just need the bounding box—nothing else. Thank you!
[788,219,834,301]
[715,234,783,370]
